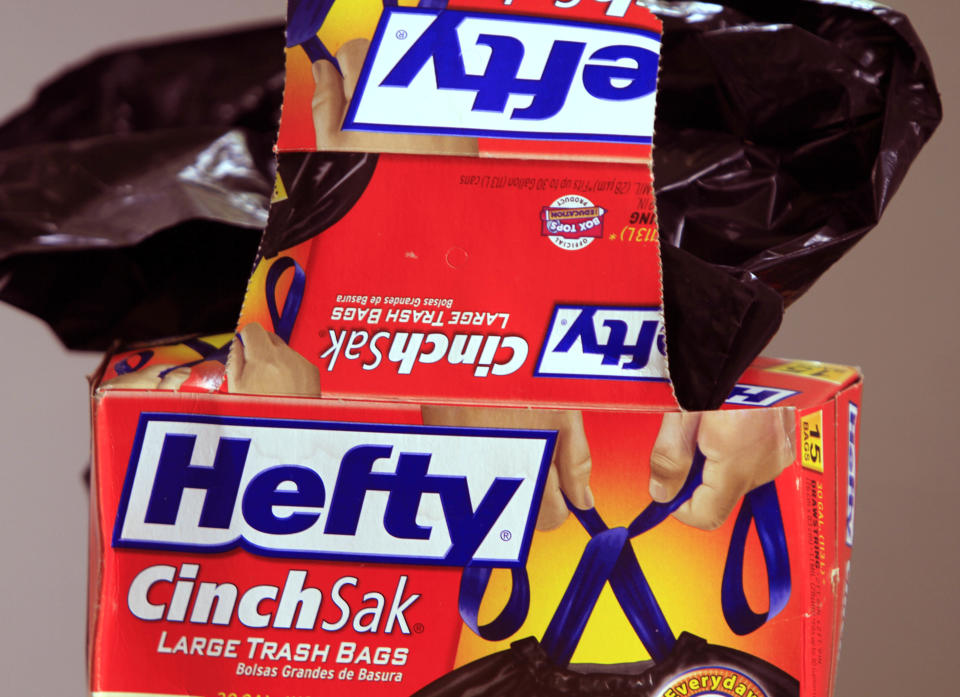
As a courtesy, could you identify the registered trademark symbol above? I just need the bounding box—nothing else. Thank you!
[500,530,512,541]
[413,623,425,634]
[396,29,408,40]
[560,319,568,326]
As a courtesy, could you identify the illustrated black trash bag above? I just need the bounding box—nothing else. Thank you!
[412,634,797,697]
[0,1,941,409]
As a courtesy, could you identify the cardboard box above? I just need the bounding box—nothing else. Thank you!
[88,3,860,696]
[90,350,860,697]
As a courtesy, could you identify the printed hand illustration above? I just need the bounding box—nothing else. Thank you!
[649,409,796,530]
[420,406,592,531]
[226,322,323,397]
[312,39,478,155]
[423,404,795,533]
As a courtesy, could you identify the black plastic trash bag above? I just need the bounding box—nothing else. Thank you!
[0,25,282,349]
[652,0,942,406]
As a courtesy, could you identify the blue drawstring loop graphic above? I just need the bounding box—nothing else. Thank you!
[458,447,792,667]
[287,0,341,70]
[459,566,531,642]
[114,350,154,375]
[722,481,791,635]
[300,35,341,68]
[265,256,307,345]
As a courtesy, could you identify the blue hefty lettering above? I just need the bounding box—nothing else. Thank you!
[554,308,659,369]
[325,445,523,563]
[145,434,248,529]
[139,434,528,560]
[582,45,658,100]
[381,12,590,121]
[242,466,326,535]
[728,385,781,406]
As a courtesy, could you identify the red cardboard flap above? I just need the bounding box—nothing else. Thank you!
[235,0,675,409]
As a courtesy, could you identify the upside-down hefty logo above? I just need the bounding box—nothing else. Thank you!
[344,7,660,142]
[114,415,555,567]
[535,305,668,381]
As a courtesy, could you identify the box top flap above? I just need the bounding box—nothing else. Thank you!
[229,0,677,410]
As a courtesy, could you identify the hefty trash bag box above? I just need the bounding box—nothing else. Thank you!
[91,352,861,697]
[88,3,862,697]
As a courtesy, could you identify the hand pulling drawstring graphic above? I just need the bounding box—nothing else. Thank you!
[287,0,341,69]
[459,448,792,666]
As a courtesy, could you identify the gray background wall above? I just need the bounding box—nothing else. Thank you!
[0,1,954,694]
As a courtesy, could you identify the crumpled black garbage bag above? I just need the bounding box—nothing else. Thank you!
[411,634,798,697]
[0,1,941,410]
[652,0,942,407]
[0,25,282,350]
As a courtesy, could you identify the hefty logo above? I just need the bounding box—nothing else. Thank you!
[114,415,555,567]
[846,403,858,547]
[726,384,799,408]
[344,8,660,142]
[535,305,668,381]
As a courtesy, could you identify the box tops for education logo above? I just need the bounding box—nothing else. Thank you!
[541,194,606,250]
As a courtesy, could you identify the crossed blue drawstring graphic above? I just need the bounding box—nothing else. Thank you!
[459,449,792,667]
